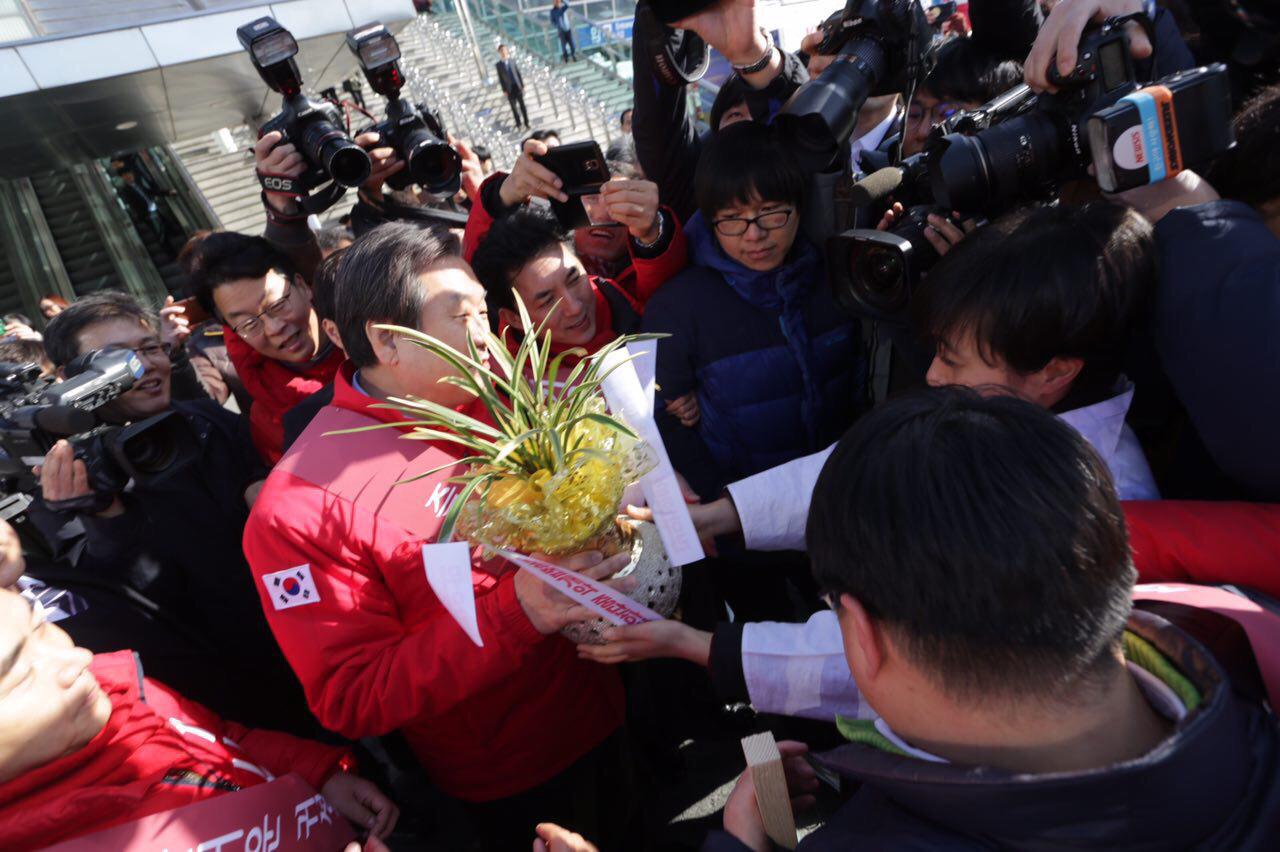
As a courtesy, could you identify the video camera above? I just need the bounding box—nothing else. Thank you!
[928,18,1235,211]
[827,20,1235,320]
[0,351,198,510]
[345,22,461,197]
[238,17,372,212]
[775,0,935,169]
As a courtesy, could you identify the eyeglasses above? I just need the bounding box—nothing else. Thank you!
[906,101,961,128]
[132,342,172,361]
[712,208,794,237]
[231,282,295,339]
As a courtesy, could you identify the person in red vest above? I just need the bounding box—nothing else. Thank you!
[243,223,633,851]
[186,231,344,464]
[0,583,397,852]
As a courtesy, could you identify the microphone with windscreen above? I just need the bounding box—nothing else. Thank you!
[848,166,905,209]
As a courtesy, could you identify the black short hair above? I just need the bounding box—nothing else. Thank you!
[314,223,354,253]
[920,36,1024,105]
[333,223,460,367]
[185,232,297,318]
[523,129,562,149]
[310,248,346,323]
[619,108,633,127]
[472,145,492,163]
[695,121,806,224]
[605,138,642,179]
[43,292,156,369]
[807,387,1134,702]
[0,338,50,368]
[470,208,570,315]
[1207,81,1280,208]
[913,202,1156,401]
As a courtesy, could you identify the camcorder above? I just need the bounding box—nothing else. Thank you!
[346,22,461,197]
[775,0,935,169]
[828,17,1235,320]
[928,17,1235,211]
[0,351,198,512]
[238,16,372,212]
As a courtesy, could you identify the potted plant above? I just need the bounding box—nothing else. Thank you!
[352,297,680,642]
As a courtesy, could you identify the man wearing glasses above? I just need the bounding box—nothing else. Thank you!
[25,293,318,736]
[186,232,344,464]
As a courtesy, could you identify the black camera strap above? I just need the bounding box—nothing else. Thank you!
[257,170,348,216]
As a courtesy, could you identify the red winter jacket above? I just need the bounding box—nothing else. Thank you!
[0,651,347,851]
[242,365,624,802]
[462,172,688,308]
[1127,500,1280,600]
[224,329,344,465]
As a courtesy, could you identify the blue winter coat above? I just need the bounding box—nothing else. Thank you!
[642,215,863,498]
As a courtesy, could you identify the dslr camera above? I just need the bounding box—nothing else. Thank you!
[928,18,1235,212]
[238,17,372,201]
[0,351,198,509]
[346,22,461,197]
[775,0,934,167]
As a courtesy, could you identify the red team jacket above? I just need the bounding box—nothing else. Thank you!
[224,329,345,465]
[0,651,347,851]
[242,364,625,802]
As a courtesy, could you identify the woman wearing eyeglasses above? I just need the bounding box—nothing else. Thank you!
[642,120,864,505]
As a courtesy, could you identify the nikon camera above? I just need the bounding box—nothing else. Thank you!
[346,22,461,197]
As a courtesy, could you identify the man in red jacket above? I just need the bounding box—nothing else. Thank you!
[187,231,345,464]
[0,586,397,851]
[243,223,632,851]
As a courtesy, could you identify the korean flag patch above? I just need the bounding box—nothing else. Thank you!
[263,565,320,611]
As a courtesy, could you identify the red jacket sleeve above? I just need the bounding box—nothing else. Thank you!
[463,172,507,263]
[627,207,688,307]
[1126,500,1280,599]
[243,476,549,740]
[142,676,349,791]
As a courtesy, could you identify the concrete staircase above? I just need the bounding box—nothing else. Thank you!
[171,10,635,234]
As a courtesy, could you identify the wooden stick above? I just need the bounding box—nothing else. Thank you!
[741,731,798,849]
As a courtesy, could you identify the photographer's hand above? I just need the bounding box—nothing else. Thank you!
[923,212,977,257]
[254,131,306,216]
[800,29,835,77]
[35,441,123,518]
[676,0,782,88]
[355,131,405,204]
[1114,169,1219,223]
[159,296,191,351]
[498,140,568,208]
[1025,0,1151,92]
[601,178,661,244]
[450,134,486,205]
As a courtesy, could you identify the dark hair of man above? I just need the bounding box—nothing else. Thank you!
[43,292,156,369]
[185,232,297,318]
[921,36,1023,105]
[472,145,492,163]
[695,121,806,225]
[1206,82,1280,208]
[913,201,1156,406]
[605,138,642,180]
[619,107,633,128]
[333,223,459,368]
[310,248,346,323]
[470,208,570,316]
[314,223,354,254]
[522,129,562,149]
[807,387,1135,703]
[0,338,50,367]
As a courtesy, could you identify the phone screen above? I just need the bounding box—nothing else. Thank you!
[580,192,619,227]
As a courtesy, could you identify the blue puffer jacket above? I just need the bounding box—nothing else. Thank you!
[643,215,863,498]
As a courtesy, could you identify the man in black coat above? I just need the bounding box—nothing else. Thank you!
[496,43,529,129]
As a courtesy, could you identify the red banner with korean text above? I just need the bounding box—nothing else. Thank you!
[44,773,355,852]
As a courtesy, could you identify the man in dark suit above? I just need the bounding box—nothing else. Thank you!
[495,44,530,129]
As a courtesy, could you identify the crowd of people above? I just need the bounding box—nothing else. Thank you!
[1,0,1279,849]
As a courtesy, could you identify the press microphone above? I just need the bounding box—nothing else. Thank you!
[848,166,904,209]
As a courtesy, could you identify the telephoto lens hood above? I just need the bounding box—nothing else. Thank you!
[635,1,710,86]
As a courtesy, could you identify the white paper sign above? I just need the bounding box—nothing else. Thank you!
[601,343,706,566]
[423,542,484,647]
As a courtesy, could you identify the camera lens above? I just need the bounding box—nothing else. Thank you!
[851,243,909,315]
[404,133,462,196]
[930,110,1062,212]
[774,37,888,169]
[325,141,373,188]
[122,429,179,474]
